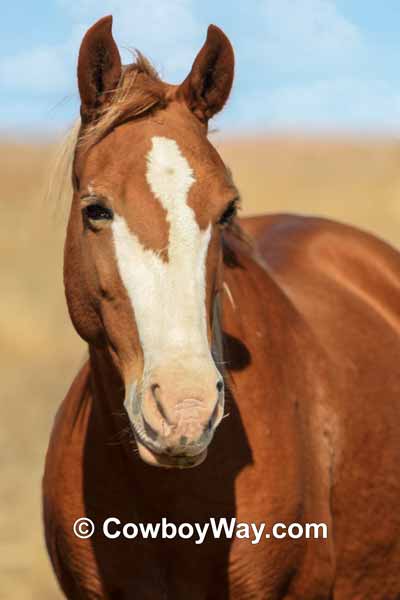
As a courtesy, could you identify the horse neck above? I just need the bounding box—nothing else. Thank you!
[220,235,301,352]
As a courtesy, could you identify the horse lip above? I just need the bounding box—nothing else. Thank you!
[135,438,208,469]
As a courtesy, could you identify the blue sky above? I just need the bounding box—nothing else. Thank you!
[1,1,400,136]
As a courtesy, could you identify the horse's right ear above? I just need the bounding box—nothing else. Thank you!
[178,25,234,124]
[77,15,122,123]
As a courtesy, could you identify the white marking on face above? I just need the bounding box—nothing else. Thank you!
[112,136,217,400]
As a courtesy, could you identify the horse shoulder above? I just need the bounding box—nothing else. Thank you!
[43,361,105,599]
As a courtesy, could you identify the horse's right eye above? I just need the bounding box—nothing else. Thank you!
[84,204,114,221]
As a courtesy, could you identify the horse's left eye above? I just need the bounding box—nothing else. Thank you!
[84,204,113,221]
[218,200,237,227]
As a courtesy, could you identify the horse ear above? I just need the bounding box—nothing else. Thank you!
[77,15,122,122]
[178,25,234,123]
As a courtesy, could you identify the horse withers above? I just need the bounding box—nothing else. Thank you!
[43,15,400,599]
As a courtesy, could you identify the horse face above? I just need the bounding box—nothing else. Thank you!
[65,17,237,468]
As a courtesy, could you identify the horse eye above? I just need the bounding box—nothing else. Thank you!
[84,204,113,221]
[218,200,237,227]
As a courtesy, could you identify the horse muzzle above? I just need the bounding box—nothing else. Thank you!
[127,360,224,468]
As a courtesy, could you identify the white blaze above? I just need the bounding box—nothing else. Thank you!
[112,136,212,373]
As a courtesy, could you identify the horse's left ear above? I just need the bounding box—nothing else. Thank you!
[77,15,122,122]
[178,25,234,123]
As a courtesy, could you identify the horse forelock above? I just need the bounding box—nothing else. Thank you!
[47,52,165,213]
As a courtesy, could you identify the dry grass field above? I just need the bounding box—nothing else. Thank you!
[2,133,400,599]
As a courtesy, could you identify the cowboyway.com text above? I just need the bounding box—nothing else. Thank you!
[73,517,328,544]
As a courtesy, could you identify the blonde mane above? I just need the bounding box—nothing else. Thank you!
[47,52,166,213]
[80,52,166,150]
[46,119,80,219]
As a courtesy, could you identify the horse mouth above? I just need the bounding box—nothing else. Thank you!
[135,438,208,469]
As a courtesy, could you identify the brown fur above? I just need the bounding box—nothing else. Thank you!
[43,16,400,600]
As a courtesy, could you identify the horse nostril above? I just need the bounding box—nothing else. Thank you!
[151,383,160,398]
[150,383,172,425]
[216,380,224,393]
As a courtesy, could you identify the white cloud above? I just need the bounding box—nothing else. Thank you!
[1,45,70,94]
[240,0,365,75]
[0,24,86,95]
[240,78,400,131]
[224,0,393,132]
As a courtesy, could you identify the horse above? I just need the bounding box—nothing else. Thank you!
[43,15,400,600]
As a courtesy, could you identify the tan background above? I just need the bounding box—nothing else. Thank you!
[1,134,400,598]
